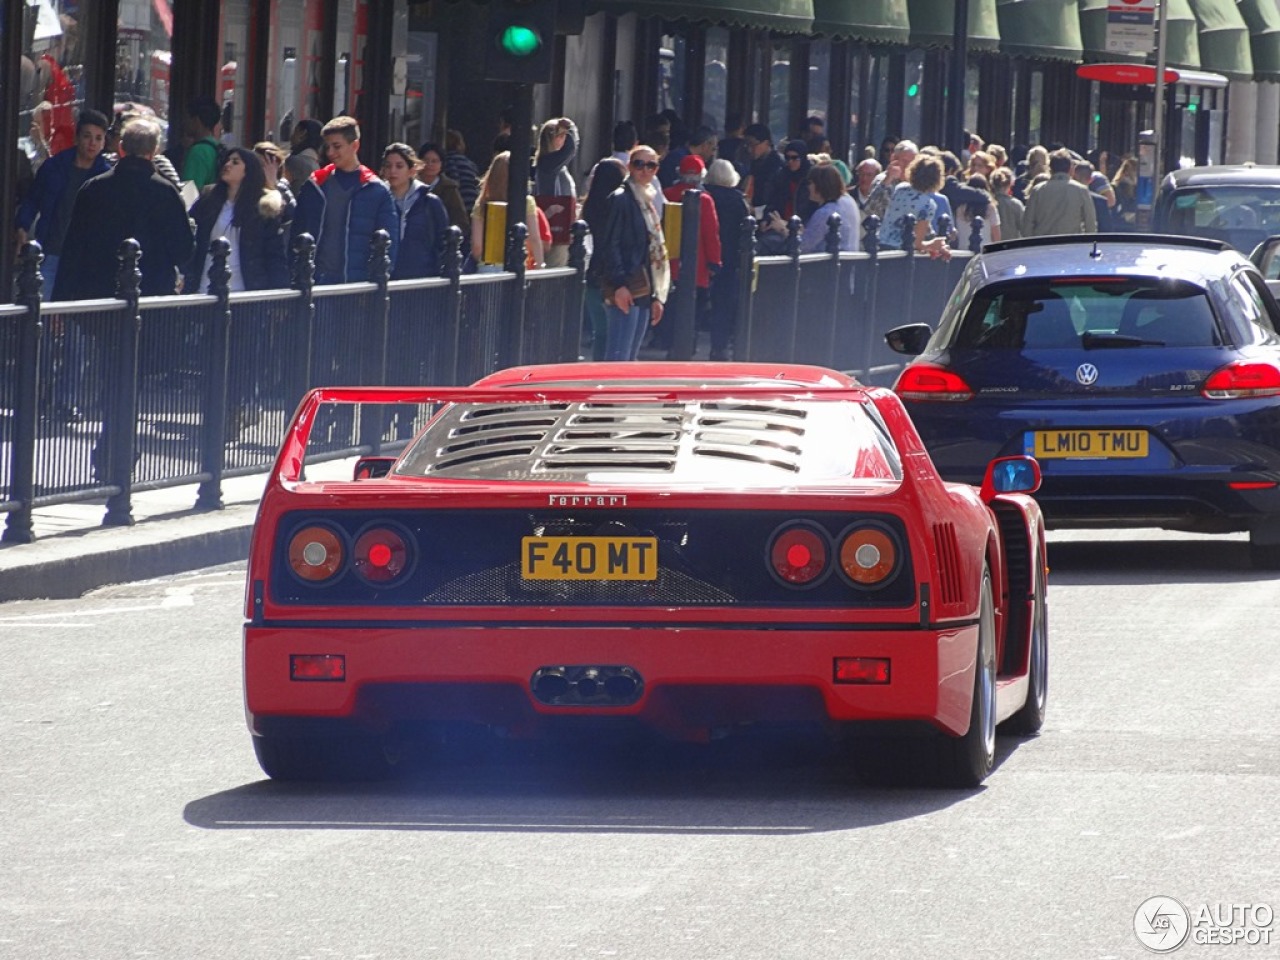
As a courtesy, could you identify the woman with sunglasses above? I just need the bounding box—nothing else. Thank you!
[760,139,818,232]
[595,145,671,360]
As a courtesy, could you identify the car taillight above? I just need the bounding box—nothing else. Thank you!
[894,363,975,402]
[768,523,830,587]
[838,524,900,587]
[353,526,412,584]
[287,525,345,582]
[1201,361,1280,399]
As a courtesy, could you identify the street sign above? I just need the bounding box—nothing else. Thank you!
[1106,0,1156,54]
[1077,63,1179,85]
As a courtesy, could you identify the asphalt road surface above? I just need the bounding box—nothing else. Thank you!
[2,530,1277,960]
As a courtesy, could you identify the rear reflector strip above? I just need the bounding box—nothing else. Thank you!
[1228,481,1278,491]
[833,657,891,684]
[290,654,346,681]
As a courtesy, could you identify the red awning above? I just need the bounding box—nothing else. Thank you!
[152,0,173,37]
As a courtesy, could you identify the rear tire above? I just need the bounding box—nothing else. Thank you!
[851,567,998,788]
[252,733,394,782]
[1003,561,1048,736]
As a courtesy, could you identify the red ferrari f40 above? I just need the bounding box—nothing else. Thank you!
[243,363,1048,786]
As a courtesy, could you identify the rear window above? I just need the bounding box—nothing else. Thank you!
[395,400,903,484]
[1163,186,1280,232]
[952,278,1221,350]
[1159,186,1280,250]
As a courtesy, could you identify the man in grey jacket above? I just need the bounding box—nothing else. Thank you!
[1023,149,1097,236]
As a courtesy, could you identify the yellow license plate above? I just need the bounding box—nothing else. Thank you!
[1031,429,1148,459]
[521,537,659,580]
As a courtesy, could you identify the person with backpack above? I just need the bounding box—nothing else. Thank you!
[182,95,225,190]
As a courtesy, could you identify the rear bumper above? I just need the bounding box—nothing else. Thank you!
[244,621,979,738]
[1034,474,1280,529]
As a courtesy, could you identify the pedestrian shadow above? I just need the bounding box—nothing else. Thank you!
[184,727,1032,836]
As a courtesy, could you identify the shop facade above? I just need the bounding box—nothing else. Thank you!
[4,0,1278,294]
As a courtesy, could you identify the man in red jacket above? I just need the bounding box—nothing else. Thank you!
[657,155,721,356]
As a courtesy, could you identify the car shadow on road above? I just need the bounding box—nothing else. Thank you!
[1046,535,1278,585]
[184,728,1033,836]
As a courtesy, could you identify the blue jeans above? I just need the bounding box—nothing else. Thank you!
[605,300,651,361]
[583,279,609,361]
[41,253,59,301]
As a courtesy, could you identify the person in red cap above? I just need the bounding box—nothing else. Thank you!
[653,153,721,356]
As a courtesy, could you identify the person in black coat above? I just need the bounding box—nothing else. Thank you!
[54,117,195,300]
[581,157,628,360]
[597,146,672,360]
[704,159,751,361]
[184,147,292,293]
[760,139,818,229]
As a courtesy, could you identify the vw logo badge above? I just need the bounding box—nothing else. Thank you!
[1076,363,1099,386]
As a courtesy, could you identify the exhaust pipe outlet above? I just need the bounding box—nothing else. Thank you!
[533,670,570,700]
[604,674,638,700]
[531,665,644,706]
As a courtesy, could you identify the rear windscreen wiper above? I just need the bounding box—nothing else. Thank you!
[1081,332,1164,349]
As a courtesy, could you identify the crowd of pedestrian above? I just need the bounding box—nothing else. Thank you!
[859,134,1133,263]
[13,93,1140,368]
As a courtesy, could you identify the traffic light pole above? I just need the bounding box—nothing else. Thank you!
[947,0,970,155]
[506,83,534,272]
[1151,0,1169,205]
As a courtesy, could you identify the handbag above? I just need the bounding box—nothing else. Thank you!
[603,264,651,303]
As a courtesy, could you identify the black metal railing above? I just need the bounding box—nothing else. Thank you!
[2,208,976,543]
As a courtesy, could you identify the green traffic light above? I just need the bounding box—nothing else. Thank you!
[500,23,541,57]
[907,83,919,97]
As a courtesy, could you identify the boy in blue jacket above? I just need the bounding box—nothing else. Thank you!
[16,108,112,299]
[291,116,398,283]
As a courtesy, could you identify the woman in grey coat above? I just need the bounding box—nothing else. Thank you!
[533,117,579,267]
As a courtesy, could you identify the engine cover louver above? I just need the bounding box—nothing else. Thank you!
[413,402,810,478]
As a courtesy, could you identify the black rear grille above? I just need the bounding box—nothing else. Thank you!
[271,508,916,608]
[931,522,963,605]
[400,401,814,479]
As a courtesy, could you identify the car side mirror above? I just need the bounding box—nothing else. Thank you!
[353,456,395,480]
[1249,236,1280,279]
[884,323,933,356]
[980,456,1041,502]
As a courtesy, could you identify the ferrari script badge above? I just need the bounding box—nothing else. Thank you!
[548,495,628,507]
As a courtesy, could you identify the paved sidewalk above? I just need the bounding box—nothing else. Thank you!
[0,473,269,603]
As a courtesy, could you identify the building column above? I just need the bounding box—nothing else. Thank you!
[1,0,23,298]
[1257,82,1280,165]
[1225,79,1257,164]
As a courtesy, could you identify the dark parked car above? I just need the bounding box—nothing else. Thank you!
[886,233,1280,568]
[1153,164,1280,253]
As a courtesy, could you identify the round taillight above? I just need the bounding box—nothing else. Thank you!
[838,524,900,587]
[353,526,411,584]
[768,524,830,587]
[288,525,345,582]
